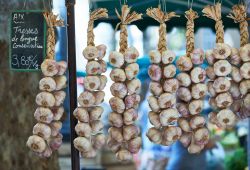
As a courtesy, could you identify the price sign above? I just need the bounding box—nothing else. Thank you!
[9,10,46,71]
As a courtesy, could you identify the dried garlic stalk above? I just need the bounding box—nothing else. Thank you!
[74,8,108,158]
[108,5,142,162]
[27,12,66,157]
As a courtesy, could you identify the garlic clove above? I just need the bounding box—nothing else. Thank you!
[39,77,56,92]
[110,82,128,99]
[110,68,126,82]
[163,64,176,78]
[194,127,209,146]
[33,123,51,140]
[146,127,162,144]
[177,73,191,87]
[205,50,216,65]
[190,67,206,83]
[83,76,100,91]
[26,135,46,153]
[148,111,161,129]
[213,60,232,76]
[109,112,123,128]
[215,92,233,108]
[51,106,64,121]
[78,91,95,107]
[231,66,243,83]
[178,118,191,132]
[190,115,206,129]
[229,48,241,66]
[34,107,53,124]
[123,125,140,141]
[217,109,237,128]
[177,56,193,71]
[81,149,97,158]
[96,44,107,60]
[162,50,176,64]
[73,107,89,122]
[206,66,216,80]
[124,47,139,63]
[243,94,250,110]
[188,141,204,154]
[41,59,59,77]
[179,133,192,147]
[159,108,179,126]
[92,134,106,150]
[109,97,125,113]
[127,79,141,95]
[107,136,122,153]
[89,106,103,121]
[230,99,242,114]
[125,63,139,80]
[149,81,163,96]
[162,126,182,142]
[239,43,250,62]
[176,103,190,117]
[148,96,160,112]
[98,60,107,73]
[158,93,176,109]
[83,46,98,60]
[57,61,68,75]
[124,94,140,109]
[93,91,105,105]
[54,75,67,90]
[36,145,52,158]
[163,78,179,93]
[128,136,142,154]
[109,51,124,68]
[229,81,241,99]
[54,91,66,106]
[149,50,161,64]
[86,61,101,75]
[90,120,104,134]
[190,48,204,65]
[36,92,56,107]
[108,127,123,143]
[213,43,231,59]
[239,80,250,96]
[124,109,138,125]
[75,122,92,138]
[73,137,92,152]
[191,83,207,99]
[148,64,162,81]
[50,121,62,136]
[116,149,133,161]
[188,100,204,115]
[49,133,63,151]
[213,77,231,93]
[240,62,250,79]
[98,75,107,90]
[207,81,217,97]
[177,87,192,102]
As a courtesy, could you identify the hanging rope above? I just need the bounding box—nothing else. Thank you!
[87,8,108,46]
[202,3,224,43]
[146,7,179,53]
[227,4,249,47]
[115,5,142,54]
[43,12,64,59]
[185,9,199,57]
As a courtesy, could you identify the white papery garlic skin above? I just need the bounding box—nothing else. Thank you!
[27,135,46,153]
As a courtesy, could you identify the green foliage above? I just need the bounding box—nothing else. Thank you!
[225,148,247,170]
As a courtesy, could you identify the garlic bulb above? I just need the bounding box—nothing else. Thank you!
[33,123,52,140]
[27,135,46,153]
[73,137,92,152]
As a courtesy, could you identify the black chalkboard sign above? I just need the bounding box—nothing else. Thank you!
[9,10,46,71]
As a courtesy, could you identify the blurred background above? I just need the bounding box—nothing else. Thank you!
[0,0,249,170]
